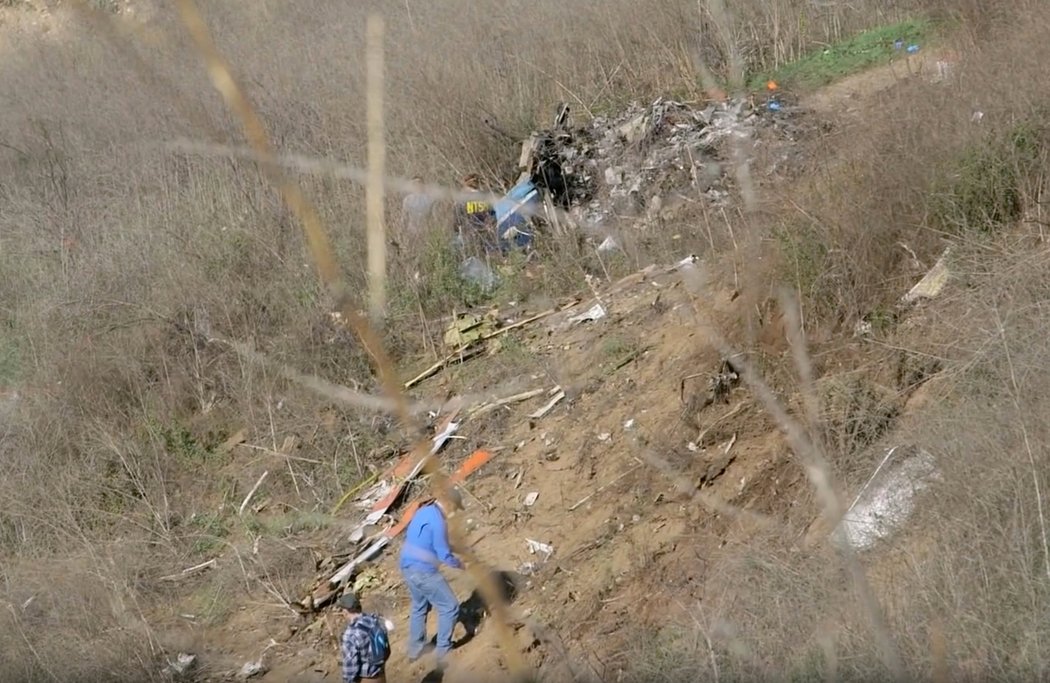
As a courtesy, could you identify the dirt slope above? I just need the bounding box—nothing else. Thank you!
[147,45,957,683]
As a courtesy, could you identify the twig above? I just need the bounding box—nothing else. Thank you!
[696,401,748,444]
[160,559,217,582]
[239,471,270,515]
[528,389,566,419]
[467,388,547,418]
[568,464,642,512]
[239,443,322,465]
[331,470,380,515]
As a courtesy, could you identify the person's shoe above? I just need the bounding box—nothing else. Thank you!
[408,643,435,663]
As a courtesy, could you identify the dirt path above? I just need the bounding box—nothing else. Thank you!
[802,49,947,116]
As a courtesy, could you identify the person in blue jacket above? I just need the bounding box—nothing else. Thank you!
[399,487,465,668]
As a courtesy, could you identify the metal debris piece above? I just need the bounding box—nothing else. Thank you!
[837,445,941,551]
[902,248,951,304]
[568,303,606,324]
[163,653,197,677]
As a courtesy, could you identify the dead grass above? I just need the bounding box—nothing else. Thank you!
[2,0,1049,680]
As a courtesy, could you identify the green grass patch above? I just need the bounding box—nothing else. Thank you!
[931,122,1044,237]
[750,18,933,90]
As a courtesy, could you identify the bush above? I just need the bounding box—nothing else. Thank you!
[931,122,1044,236]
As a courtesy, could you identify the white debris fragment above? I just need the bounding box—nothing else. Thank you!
[523,491,540,507]
[623,418,635,430]
[568,303,606,324]
[837,446,941,551]
[237,660,267,679]
[902,248,951,304]
[597,236,620,252]
[597,432,612,442]
[525,538,554,558]
[163,653,197,676]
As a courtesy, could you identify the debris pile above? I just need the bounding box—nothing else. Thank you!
[516,96,806,239]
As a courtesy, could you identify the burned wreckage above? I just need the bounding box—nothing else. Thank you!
[458,93,801,285]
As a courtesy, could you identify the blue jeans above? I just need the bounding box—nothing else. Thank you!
[403,567,460,660]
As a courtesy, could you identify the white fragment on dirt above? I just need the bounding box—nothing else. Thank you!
[525,538,554,558]
[568,303,606,324]
[383,618,396,632]
[523,491,540,507]
[163,653,197,676]
[237,660,267,679]
[902,247,951,303]
[596,236,619,252]
[159,559,217,582]
[597,432,612,442]
[837,446,941,551]
[529,390,566,419]
[238,470,269,515]
[623,418,635,430]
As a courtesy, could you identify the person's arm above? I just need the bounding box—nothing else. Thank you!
[341,627,360,683]
[431,511,463,569]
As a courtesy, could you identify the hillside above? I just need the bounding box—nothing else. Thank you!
[3,2,1050,683]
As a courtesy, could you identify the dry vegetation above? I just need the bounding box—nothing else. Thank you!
[1,0,1050,680]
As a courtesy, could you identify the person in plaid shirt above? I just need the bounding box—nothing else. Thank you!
[336,593,390,683]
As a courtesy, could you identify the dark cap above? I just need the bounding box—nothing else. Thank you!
[336,592,362,612]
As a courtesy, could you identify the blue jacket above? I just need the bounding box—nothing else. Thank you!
[399,503,462,573]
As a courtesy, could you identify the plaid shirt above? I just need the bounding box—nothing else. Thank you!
[341,614,386,682]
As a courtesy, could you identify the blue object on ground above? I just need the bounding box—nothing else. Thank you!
[894,39,904,50]
[494,178,540,252]
[906,44,920,53]
[767,100,782,112]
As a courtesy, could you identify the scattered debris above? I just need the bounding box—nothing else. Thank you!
[405,305,573,389]
[596,236,619,253]
[902,247,951,304]
[494,87,804,256]
[971,110,984,123]
[837,445,941,551]
[523,492,540,507]
[597,432,612,442]
[525,538,555,558]
[444,312,500,350]
[162,653,197,677]
[623,418,635,430]
[347,412,461,544]
[324,449,494,590]
[568,303,606,324]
